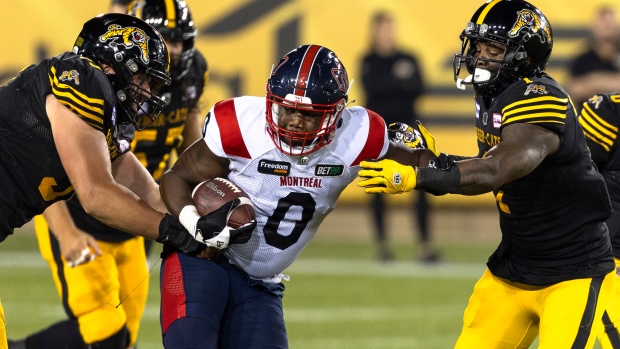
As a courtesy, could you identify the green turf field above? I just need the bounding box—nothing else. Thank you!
[0,208,605,348]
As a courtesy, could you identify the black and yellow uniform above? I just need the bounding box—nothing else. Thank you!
[476,76,614,286]
[0,52,130,349]
[579,93,620,348]
[0,52,129,239]
[456,75,615,349]
[33,50,208,348]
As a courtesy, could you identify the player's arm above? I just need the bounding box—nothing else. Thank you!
[455,123,560,194]
[360,123,560,195]
[111,150,167,213]
[179,62,210,155]
[42,201,102,267]
[160,139,230,218]
[382,141,436,167]
[178,107,203,155]
[161,139,252,257]
[47,94,165,240]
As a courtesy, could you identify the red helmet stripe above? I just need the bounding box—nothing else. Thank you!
[294,45,323,97]
[214,99,251,159]
[351,109,387,166]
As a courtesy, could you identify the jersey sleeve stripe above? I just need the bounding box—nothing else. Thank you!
[581,104,619,133]
[50,67,105,106]
[351,109,386,166]
[48,69,106,128]
[502,96,567,125]
[503,96,568,110]
[50,84,105,117]
[580,118,612,152]
[579,109,617,151]
[55,99,104,130]
[213,99,251,159]
[49,87,104,128]
[503,111,566,124]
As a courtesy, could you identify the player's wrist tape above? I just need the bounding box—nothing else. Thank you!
[428,153,460,171]
[179,205,201,236]
[417,165,461,196]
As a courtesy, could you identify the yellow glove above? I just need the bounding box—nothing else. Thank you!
[358,159,417,194]
[416,121,438,156]
[387,121,438,156]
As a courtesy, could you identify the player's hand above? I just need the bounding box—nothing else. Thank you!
[194,199,257,249]
[358,159,418,194]
[157,214,206,255]
[179,200,256,250]
[388,121,438,156]
[57,228,102,268]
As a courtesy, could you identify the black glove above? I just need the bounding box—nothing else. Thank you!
[157,214,206,255]
[196,199,257,248]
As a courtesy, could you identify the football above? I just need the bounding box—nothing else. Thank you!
[191,177,256,228]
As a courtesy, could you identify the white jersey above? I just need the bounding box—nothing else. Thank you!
[203,96,388,279]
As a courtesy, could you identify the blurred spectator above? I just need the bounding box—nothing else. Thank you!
[109,0,132,13]
[566,6,620,110]
[360,11,438,263]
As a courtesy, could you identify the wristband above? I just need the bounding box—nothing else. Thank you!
[179,205,201,235]
[417,165,461,196]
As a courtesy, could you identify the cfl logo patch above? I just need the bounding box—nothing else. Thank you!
[393,173,402,185]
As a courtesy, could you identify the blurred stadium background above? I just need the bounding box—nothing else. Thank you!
[0,0,618,348]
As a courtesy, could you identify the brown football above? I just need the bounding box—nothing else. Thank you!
[191,178,256,228]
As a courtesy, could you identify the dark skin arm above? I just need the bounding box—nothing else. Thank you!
[382,140,436,167]
[160,139,230,218]
[178,108,204,155]
[160,139,230,258]
[381,123,561,194]
[455,123,560,195]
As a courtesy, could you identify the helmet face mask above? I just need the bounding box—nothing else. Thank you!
[73,13,171,130]
[266,45,349,157]
[453,0,553,97]
[128,0,197,81]
[267,93,345,156]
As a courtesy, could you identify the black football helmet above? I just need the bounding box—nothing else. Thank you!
[266,44,349,156]
[73,13,171,130]
[127,0,196,81]
[453,0,553,97]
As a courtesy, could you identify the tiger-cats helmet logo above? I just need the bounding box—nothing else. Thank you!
[99,24,150,64]
[508,9,552,44]
[59,70,80,85]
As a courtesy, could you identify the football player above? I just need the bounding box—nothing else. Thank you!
[578,93,620,348]
[156,44,438,348]
[357,0,616,348]
[7,2,210,349]
[0,13,209,349]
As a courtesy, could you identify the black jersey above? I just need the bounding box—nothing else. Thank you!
[475,74,614,285]
[579,93,620,258]
[67,50,209,242]
[0,52,130,241]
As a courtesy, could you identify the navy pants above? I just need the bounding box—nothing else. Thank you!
[160,252,287,348]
